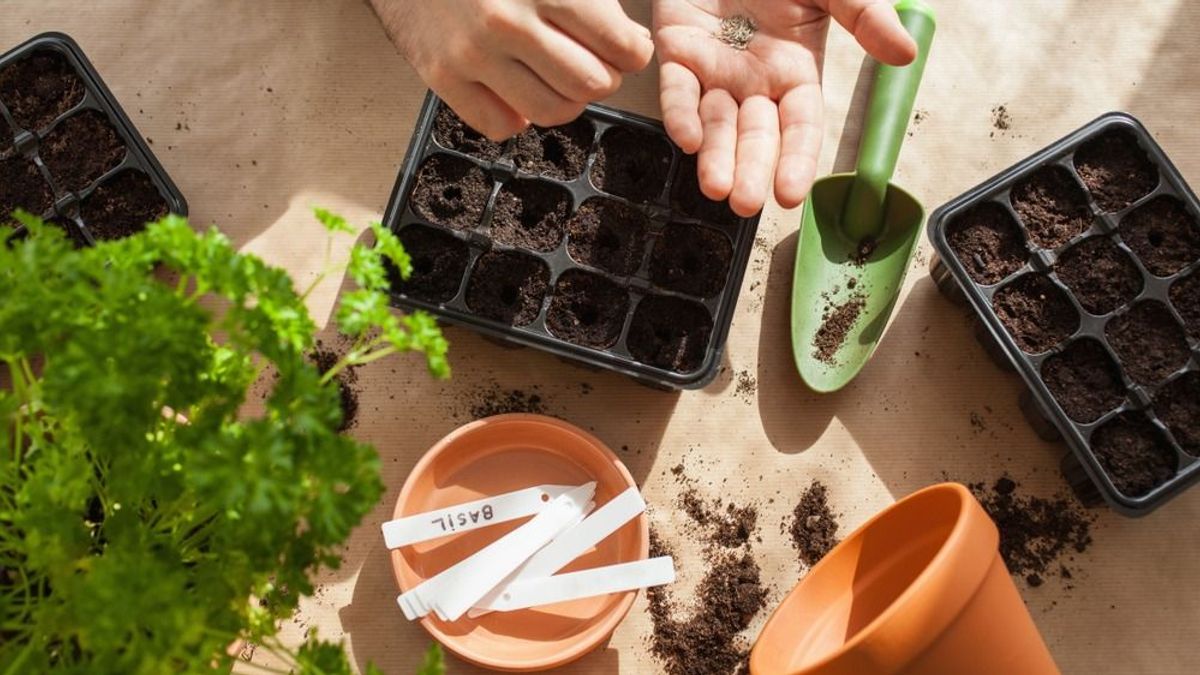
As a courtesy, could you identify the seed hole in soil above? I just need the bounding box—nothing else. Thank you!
[0,155,53,217]
[1010,165,1093,249]
[1154,373,1200,456]
[1091,412,1177,498]
[1169,271,1200,337]
[1074,128,1158,212]
[946,201,1027,285]
[41,110,126,192]
[81,170,168,241]
[390,225,469,303]
[650,223,733,297]
[465,250,549,326]
[627,295,713,373]
[1041,339,1126,423]
[1118,195,1200,276]
[590,126,672,203]
[1104,301,1189,386]
[992,273,1078,354]
[1053,236,1142,315]
[511,117,593,180]
[0,50,85,131]
[432,103,503,161]
[545,270,628,348]
[410,154,491,230]
[565,197,649,276]
[491,179,569,252]
[672,153,741,227]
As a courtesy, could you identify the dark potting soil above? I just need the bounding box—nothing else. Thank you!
[1170,272,1200,337]
[590,126,672,203]
[463,382,547,419]
[1041,339,1126,423]
[1118,195,1200,277]
[992,274,1078,354]
[490,179,569,252]
[545,270,629,348]
[991,105,1012,132]
[627,295,713,373]
[1091,412,1177,497]
[789,481,840,568]
[392,225,469,303]
[410,154,491,230]
[679,488,758,549]
[1053,236,1142,315]
[464,250,549,327]
[565,198,649,276]
[309,340,359,432]
[510,117,593,180]
[1,115,12,154]
[40,110,126,192]
[812,293,866,365]
[0,154,53,217]
[1074,129,1158,213]
[969,477,1093,588]
[672,153,740,227]
[946,201,1027,285]
[80,170,167,240]
[432,104,503,161]
[1154,372,1200,456]
[650,223,733,298]
[1010,165,1092,249]
[0,50,85,131]
[1104,301,1190,386]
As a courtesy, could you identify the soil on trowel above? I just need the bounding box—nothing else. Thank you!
[432,104,503,161]
[627,295,713,373]
[465,250,549,326]
[410,154,491,230]
[1104,301,1190,386]
[1053,236,1142,315]
[1041,339,1126,423]
[81,170,168,240]
[309,339,359,432]
[545,270,628,348]
[0,154,53,217]
[788,481,840,568]
[1074,129,1158,213]
[392,225,469,303]
[590,126,672,203]
[510,117,593,180]
[650,223,733,298]
[969,476,1094,588]
[1010,165,1092,249]
[1091,412,1177,498]
[992,273,1078,354]
[1170,271,1200,337]
[946,202,1027,284]
[1118,195,1200,276]
[1154,372,1200,456]
[812,292,866,365]
[0,50,85,131]
[565,197,648,276]
[40,110,126,192]
[490,179,569,252]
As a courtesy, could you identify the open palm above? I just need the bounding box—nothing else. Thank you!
[654,0,916,216]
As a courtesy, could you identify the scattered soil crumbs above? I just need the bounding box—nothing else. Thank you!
[679,488,758,548]
[310,340,359,432]
[969,476,1094,588]
[715,15,757,50]
[851,239,878,265]
[812,292,866,365]
[990,105,1012,134]
[734,370,756,404]
[788,481,840,567]
[462,382,546,419]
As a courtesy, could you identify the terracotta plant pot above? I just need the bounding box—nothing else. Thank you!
[750,483,1059,675]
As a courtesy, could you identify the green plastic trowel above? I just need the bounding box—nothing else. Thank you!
[791,0,936,392]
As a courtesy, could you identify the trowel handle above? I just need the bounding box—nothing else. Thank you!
[843,0,936,241]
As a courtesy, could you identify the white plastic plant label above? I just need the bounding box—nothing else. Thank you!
[474,556,676,613]
[381,484,580,549]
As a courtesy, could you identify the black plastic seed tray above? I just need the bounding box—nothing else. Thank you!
[381,92,760,389]
[0,33,186,244]
[928,112,1200,516]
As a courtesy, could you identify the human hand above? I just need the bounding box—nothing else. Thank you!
[371,0,654,141]
[654,0,917,217]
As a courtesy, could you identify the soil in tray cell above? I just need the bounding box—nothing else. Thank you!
[1118,196,1200,276]
[490,179,569,252]
[1,115,12,155]
[1155,372,1200,456]
[0,50,85,132]
[1053,236,1142,315]
[1091,412,1177,498]
[627,295,713,373]
[1074,129,1158,213]
[510,117,593,180]
[432,104,503,161]
[392,225,469,303]
[992,273,1078,354]
[1170,271,1200,337]
[650,222,733,298]
[410,154,491,230]
[1041,339,1126,423]
[1010,165,1092,249]
[546,270,629,348]
[946,201,1027,285]
[590,126,672,203]
[565,197,649,276]
[40,110,126,192]
[1105,301,1190,386]
[0,155,53,217]
[80,170,168,240]
[671,153,740,227]
[465,250,549,327]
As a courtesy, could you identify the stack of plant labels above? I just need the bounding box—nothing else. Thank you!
[382,483,673,622]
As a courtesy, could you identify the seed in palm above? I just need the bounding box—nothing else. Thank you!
[716,15,757,51]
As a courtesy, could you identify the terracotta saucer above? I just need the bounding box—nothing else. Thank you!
[390,414,647,672]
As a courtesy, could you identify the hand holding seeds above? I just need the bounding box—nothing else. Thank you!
[370,0,653,141]
[654,0,918,216]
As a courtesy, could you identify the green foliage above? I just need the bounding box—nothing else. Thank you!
[417,643,446,675]
[0,212,448,674]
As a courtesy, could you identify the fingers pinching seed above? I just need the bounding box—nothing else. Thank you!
[540,0,654,73]
[697,89,739,202]
[438,80,528,142]
[730,96,780,218]
[483,59,587,128]
[517,24,624,102]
